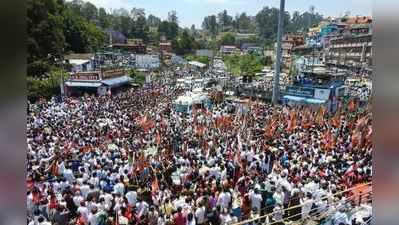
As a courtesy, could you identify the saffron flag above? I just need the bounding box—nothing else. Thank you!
[151,177,159,196]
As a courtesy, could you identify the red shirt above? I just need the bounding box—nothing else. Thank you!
[173,212,186,225]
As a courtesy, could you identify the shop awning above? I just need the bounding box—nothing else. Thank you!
[101,76,132,87]
[65,81,102,87]
[283,95,306,102]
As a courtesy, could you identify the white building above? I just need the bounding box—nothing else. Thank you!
[69,59,93,72]
[135,54,160,69]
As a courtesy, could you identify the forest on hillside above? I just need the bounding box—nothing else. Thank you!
[28,0,324,78]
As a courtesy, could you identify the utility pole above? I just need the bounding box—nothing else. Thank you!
[272,0,285,105]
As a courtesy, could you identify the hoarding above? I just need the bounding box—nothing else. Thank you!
[286,86,315,98]
[70,72,100,81]
[314,88,331,100]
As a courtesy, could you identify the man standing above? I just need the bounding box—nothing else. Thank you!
[173,207,187,225]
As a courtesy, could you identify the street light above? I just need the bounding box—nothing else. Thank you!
[272,0,285,105]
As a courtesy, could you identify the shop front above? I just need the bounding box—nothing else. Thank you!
[65,69,132,96]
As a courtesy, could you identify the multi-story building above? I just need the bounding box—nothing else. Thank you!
[111,39,146,54]
[159,41,172,53]
[280,34,305,74]
[135,54,160,69]
[220,45,240,55]
[326,34,372,76]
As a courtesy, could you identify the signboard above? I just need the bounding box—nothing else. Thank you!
[286,86,315,98]
[70,72,100,81]
[102,69,126,79]
[314,88,331,100]
[336,86,348,97]
[97,86,107,96]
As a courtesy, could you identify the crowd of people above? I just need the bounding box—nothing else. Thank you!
[27,83,372,225]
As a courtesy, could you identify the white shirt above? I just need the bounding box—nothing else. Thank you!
[272,206,284,221]
[217,192,231,209]
[273,191,284,206]
[332,211,349,225]
[195,206,206,224]
[63,169,75,182]
[125,191,137,206]
[113,182,125,195]
[88,212,99,225]
[300,197,313,219]
[77,206,89,223]
[80,185,90,199]
[136,201,149,217]
[250,192,262,211]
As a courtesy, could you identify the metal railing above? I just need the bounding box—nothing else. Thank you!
[232,182,372,225]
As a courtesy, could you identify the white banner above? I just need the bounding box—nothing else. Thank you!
[314,88,331,100]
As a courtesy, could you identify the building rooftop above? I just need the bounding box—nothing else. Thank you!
[65,53,94,60]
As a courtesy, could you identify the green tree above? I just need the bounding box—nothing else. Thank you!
[174,30,196,55]
[255,7,291,42]
[130,15,149,42]
[81,2,98,21]
[218,10,233,32]
[202,15,218,37]
[224,54,264,76]
[98,7,110,28]
[62,7,105,53]
[168,10,178,24]
[219,32,235,46]
[130,8,145,21]
[147,14,161,27]
[27,0,66,77]
[158,21,178,40]
[237,12,251,32]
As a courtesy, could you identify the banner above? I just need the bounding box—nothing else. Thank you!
[314,88,331,100]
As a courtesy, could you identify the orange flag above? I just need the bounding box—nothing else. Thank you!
[351,130,362,148]
[265,118,278,138]
[315,106,326,126]
[286,110,297,132]
[50,160,59,177]
[323,128,332,150]
[156,131,161,145]
[331,107,341,128]
[151,177,159,195]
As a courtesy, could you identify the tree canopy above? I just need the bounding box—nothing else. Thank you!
[201,6,324,46]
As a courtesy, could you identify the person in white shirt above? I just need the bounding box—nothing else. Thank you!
[136,199,149,217]
[77,201,89,224]
[113,179,125,196]
[300,193,313,219]
[331,208,350,225]
[80,182,91,199]
[125,188,137,206]
[217,189,231,210]
[34,216,52,225]
[272,204,284,223]
[273,188,285,206]
[250,189,262,212]
[88,207,99,225]
[195,204,206,225]
[187,212,196,225]
[63,167,75,183]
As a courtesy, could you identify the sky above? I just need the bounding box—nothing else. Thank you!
[83,0,373,28]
